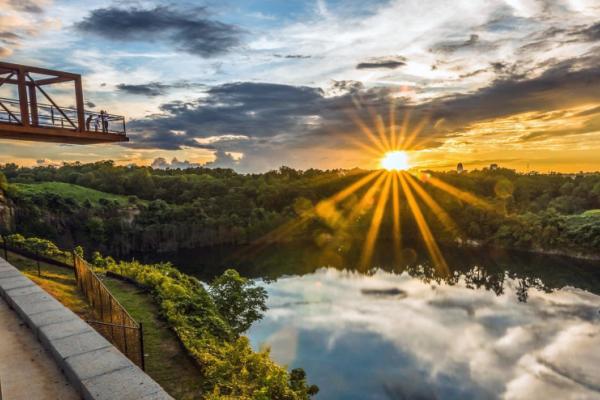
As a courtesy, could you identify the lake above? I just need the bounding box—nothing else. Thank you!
[142,243,600,400]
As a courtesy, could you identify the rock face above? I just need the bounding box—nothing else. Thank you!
[0,190,15,232]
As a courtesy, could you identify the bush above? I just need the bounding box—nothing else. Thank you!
[6,233,69,259]
[92,254,317,399]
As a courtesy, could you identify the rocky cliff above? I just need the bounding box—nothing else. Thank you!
[0,189,15,232]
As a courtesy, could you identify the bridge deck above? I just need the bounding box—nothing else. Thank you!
[0,122,128,144]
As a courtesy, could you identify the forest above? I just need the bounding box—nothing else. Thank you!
[1,161,599,259]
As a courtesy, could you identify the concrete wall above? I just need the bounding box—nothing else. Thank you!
[0,256,173,400]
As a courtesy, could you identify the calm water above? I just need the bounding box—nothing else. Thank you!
[141,243,600,400]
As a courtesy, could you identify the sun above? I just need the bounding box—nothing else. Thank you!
[380,151,410,171]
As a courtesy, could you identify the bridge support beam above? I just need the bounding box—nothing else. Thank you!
[16,67,30,128]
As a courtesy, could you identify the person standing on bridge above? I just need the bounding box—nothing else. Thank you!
[85,114,94,131]
[100,110,108,133]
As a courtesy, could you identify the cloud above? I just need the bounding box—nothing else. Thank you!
[117,83,171,97]
[356,56,407,69]
[150,157,201,170]
[116,81,205,97]
[328,80,364,96]
[430,34,498,54]
[0,0,55,56]
[458,62,510,78]
[124,51,600,172]
[428,53,600,133]
[75,6,242,57]
[203,149,241,169]
[575,22,600,42]
[84,0,596,172]
[274,54,312,59]
[9,0,44,14]
[150,151,241,170]
[0,32,20,40]
[127,82,334,150]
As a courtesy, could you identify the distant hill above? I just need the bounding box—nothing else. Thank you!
[11,182,136,206]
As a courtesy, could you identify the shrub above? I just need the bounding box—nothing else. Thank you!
[92,254,316,398]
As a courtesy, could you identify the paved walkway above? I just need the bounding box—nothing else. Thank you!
[0,296,79,400]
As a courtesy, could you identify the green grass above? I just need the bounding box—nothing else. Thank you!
[11,182,135,206]
[5,251,94,320]
[102,278,204,400]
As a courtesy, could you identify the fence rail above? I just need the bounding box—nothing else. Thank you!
[74,255,145,370]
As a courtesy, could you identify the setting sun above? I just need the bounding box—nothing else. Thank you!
[380,151,410,171]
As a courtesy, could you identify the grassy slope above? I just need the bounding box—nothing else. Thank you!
[101,278,204,400]
[6,251,94,320]
[12,182,133,206]
[4,251,202,400]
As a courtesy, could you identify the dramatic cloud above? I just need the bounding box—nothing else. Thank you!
[75,6,242,57]
[125,51,600,171]
[428,53,600,133]
[127,82,334,149]
[356,56,407,69]
[3,0,600,171]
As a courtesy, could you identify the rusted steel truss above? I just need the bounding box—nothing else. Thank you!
[0,61,128,144]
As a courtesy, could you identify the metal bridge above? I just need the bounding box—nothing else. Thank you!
[0,62,128,144]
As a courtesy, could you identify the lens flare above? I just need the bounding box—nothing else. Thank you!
[243,103,503,275]
[380,151,410,171]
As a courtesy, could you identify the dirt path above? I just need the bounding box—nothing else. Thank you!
[0,297,79,400]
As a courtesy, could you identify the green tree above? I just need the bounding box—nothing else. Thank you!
[209,269,267,335]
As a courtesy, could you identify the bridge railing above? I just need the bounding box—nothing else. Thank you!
[0,97,126,135]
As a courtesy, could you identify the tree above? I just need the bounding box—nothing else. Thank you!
[209,269,267,335]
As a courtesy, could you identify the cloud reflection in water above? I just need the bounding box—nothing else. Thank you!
[248,268,600,400]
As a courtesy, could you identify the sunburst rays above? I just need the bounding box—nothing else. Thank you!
[245,101,498,275]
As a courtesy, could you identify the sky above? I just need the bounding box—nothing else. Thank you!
[1,0,600,172]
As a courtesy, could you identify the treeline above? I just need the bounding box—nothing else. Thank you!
[1,162,599,258]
